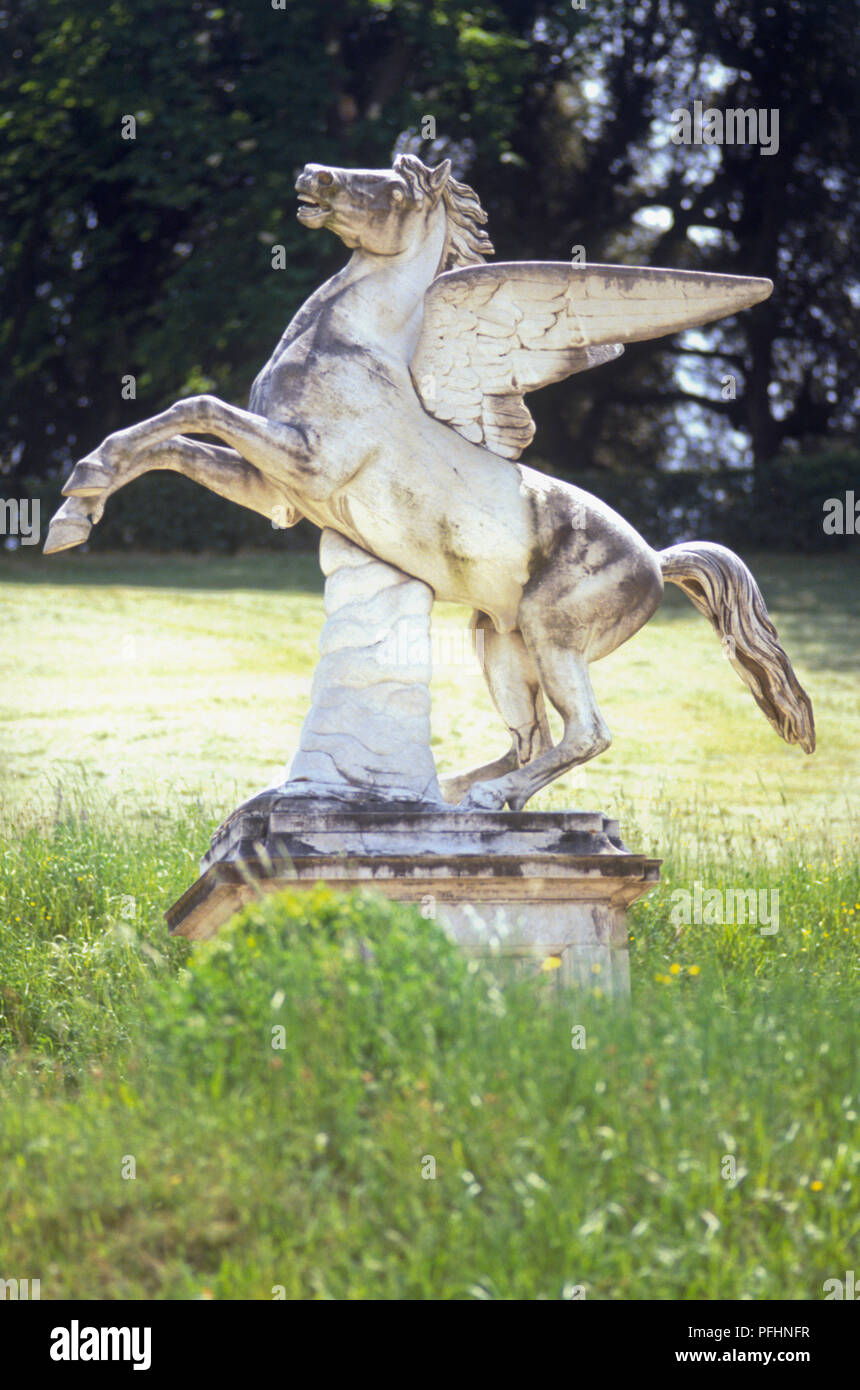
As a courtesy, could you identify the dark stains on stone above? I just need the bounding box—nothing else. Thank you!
[436,515,472,584]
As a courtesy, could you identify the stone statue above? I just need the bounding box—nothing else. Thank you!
[46,154,814,816]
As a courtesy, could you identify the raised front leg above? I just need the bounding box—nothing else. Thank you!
[44,436,301,553]
[61,394,312,504]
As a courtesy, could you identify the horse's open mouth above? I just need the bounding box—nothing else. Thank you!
[297,194,330,228]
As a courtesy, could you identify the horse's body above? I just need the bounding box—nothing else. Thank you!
[251,316,659,642]
[46,154,814,808]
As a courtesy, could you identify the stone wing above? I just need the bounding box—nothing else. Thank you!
[410,262,773,460]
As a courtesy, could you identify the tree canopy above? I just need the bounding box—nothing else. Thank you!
[1,0,857,540]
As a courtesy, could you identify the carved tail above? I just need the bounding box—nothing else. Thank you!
[659,541,815,753]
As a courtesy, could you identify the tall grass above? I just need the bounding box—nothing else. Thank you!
[0,790,856,1299]
[0,552,856,1297]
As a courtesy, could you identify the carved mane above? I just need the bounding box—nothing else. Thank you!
[394,154,494,274]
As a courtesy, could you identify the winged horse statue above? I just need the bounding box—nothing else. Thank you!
[45,154,814,810]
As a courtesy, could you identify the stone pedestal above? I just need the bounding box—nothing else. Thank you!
[267,527,445,807]
[164,529,659,996]
[165,796,659,995]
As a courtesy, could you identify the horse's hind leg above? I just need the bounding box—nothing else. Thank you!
[441,612,552,803]
[460,640,610,812]
[460,526,664,810]
[459,567,619,811]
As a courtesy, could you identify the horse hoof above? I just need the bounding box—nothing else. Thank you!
[458,782,508,812]
[440,774,472,804]
[62,458,113,497]
[43,500,92,553]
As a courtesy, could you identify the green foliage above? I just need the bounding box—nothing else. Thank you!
[1,0,857,527]
[549,449,860,550]
[144,886,480,1096]
[0,798,196,1064]
[0,839,857,1299]
[749,449,860,552]
[0,0,574,480]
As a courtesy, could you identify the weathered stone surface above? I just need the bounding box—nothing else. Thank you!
[165,803,659,996]
[268,528,444,807]
[200,796,630,868]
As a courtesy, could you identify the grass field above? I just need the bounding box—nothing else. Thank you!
[0,545,857,1299]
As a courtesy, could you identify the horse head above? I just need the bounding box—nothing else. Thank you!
[295,154,494,273]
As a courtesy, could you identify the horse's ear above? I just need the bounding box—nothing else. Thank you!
[429,159,452,191]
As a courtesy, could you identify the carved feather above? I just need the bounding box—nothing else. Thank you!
[410,261,772,460]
